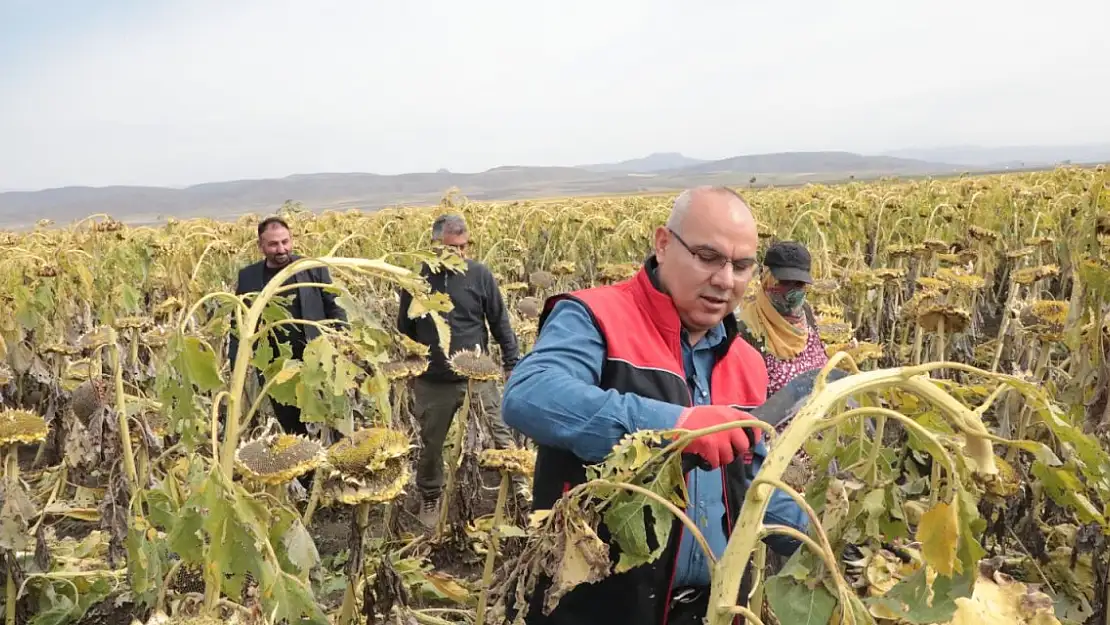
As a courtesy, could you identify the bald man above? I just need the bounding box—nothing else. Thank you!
[502,186,808,625]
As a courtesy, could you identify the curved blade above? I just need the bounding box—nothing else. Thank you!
[750,367,850,428]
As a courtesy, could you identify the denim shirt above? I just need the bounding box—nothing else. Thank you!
[502,299,808,587]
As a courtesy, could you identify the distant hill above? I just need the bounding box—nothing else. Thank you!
[580,152,707,173]
[0,150,980,227]
[882,143,1110,168]
[680,151,956,175]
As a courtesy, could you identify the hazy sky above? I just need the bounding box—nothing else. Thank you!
[2,0,1108,191]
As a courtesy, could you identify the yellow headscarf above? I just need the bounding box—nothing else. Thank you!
[738,273,808,360]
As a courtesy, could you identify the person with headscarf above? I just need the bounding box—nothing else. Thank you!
[737,241,830,399]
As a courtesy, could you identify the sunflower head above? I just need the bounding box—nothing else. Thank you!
[915,276,950,294]
[885,244,914,259]
[810,279,840,296]
[0,409,49,445]
[528,270,556,290]
[479,448,537,476]
[42,343,81,357]
[516,297,542,320]
[379,360,414,382]
[113,315,154,331]
[1019,300,1069,342]
[501,282,530,294]
[968,225,1001,243]
[817,319,854,344]
[327,427,411,475]
[398,335,430,358]
[916,305,971,334]
[235,433,326,485]
[598,263,639,283]
[551,261,576,276]
[847,341,884,363]
[922,239,949,253]
[142,327,173,348]
[1024,235,1055,248]
[404,356,429,377]
[1003,247,1036,261]
[71,378,113,422]
[936,268,986,291]
[324,427,413,505]
[448,347,502,381]
[871,268,906,283]
[1011,264,1059,285]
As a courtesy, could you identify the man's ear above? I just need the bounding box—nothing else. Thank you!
[653,226,669,260]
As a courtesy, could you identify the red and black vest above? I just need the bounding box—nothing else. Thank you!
[520,257,768,625]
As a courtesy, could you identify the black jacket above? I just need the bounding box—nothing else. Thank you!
[397,258,520,383]
[227,255,347,363]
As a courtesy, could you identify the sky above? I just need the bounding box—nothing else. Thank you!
[1,0,1109,191]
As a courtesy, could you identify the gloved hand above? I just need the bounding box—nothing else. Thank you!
[674,405,763,470]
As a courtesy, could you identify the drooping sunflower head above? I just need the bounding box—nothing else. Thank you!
[71,378,113,422]
[42,343,81,358]
[885,244,914,259]
[404,356,429,377]
[921,239,949,253]
[500,281,530,294]
[448,347,502,381]
[968,225,1001,243]
[847,341,884,363]
[235,433,327,486]
[379,360,414,382]
[113,315,154,331]
[327,427,411,475]
[1024,235,1055,248]
[817,319,854,344]
[479,448,537,476]
[1003,247,1036,261]
[871,268,906,283]
[398,335,430,358]
[516,297,542,320]
[1011,264,1059,285]
[598,263,639,283]
[79,326,114,350]
[810,279,840,296]
[551,261,576,276]
[916,305,971,334]
[324,427,413,505]
[915,276,950,295]
[528,270,557,290]
[142,326,173,348]
[0,409,49,446]
[936,268,986,291]
[1019,300,1069,342]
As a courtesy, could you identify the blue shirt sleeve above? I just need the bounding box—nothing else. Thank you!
[750,446,810,555]
[501,299,686,463]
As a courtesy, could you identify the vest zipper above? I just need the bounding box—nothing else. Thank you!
[661,377,697,625]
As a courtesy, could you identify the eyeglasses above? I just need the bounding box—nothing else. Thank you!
[668,229,758,277]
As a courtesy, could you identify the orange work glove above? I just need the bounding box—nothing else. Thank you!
[674,405,763,470]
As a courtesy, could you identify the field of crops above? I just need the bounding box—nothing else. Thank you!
[0,166,1107,625]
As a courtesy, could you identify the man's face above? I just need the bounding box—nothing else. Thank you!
[440,231,470,258]
[259,224,293,267]
[655,193,758,337]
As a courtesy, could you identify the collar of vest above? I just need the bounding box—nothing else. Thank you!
[636,254,741,359]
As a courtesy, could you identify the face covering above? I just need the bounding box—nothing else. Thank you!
[768,287,807,318]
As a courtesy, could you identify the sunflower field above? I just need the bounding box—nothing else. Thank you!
[0,165,1107,625]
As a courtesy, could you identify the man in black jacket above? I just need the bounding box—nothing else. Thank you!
[397,213,526,528]
[229,216,348,437]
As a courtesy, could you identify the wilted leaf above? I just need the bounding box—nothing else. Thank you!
[543,513,610,614]
[917,501,959,577]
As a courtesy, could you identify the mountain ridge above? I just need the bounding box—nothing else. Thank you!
[2,145,1103,228]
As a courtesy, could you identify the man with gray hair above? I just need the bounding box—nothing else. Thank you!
[397,213,526,528]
